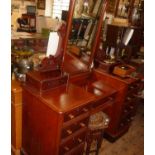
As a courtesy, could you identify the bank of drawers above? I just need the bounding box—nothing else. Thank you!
[118,81,140,130]
[59,95,115,155]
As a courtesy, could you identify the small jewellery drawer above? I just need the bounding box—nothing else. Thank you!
[63,104,91,123]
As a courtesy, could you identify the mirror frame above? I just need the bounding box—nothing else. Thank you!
[62,0,108,70]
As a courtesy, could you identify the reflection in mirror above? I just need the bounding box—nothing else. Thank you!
[67,0,105,65]
[115,0,131,18]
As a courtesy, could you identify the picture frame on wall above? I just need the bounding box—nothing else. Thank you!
[37,0,46,10]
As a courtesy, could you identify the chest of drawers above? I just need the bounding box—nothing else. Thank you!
[91,69,142,141]
[21,83,94,155]
[21,77,116,155]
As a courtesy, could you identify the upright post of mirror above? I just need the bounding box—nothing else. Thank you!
[62,0,76,69]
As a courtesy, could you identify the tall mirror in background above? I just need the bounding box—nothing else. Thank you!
[66,0,108,67]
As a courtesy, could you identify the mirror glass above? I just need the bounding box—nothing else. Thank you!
[67,0,104,64]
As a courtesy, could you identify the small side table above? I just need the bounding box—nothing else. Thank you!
[85,112,110,155]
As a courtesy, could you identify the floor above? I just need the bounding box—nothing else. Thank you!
[99,102,144,155]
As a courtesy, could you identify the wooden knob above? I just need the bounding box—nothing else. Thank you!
[127,118,131,122]
[127,97,132,101]
[80,122,86,127]
[83,108,88,112]
[66,129,72,135]
[120,123,124,127]
[129,86,134,89]
[108,97,113,101]
[77,138,82,143]
[130,117,134,120]
[124,109,128,113]
[129,106,134,109]
[68,114,74,119]
[64,146,69,151]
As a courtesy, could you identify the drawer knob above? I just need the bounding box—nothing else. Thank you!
[130,117,134,120]
[83,108,88,112]
[124,109,128,113]
[77,138,82,143]
[127,97,132,101]
[120,123,124,127]
[80,122,86,127]
[66,129,72,135]
[68,114,75,119]
[129,106,134,109]
[127,118,131,122]
[108,97,113,101]
[64,146,69,151]
[129,86,134,89]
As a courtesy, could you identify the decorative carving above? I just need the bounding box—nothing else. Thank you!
[37,23,67,72]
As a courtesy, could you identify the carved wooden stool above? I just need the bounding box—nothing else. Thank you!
[85,111,110,155]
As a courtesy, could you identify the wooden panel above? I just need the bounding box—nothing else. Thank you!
[11,80,22,155]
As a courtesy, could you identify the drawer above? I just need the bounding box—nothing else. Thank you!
[61,118,89,139]
[60,132,86,155]
[125,94,137,104]
[128,82,141,93]
[59,142,85,155]
[118,114,134,130]
[123,105,136,116]
[92,96,114,111]
[63,104,91,123]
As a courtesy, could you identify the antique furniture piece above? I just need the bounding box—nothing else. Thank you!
[92,69,141,141]
[11,80,22,155]
[21,17,116,154]
[17,14,36,33]
[21,69,116,155]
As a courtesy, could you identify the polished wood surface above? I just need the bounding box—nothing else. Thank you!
[11,80,22,155]
[63,53,89,75]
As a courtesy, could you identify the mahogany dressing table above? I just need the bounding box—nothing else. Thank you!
[21,7,116,154]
